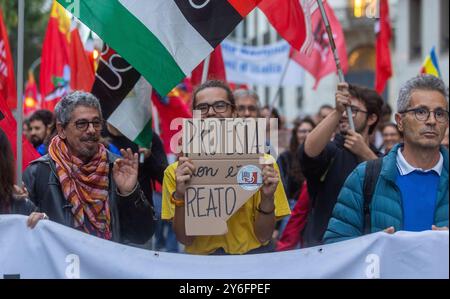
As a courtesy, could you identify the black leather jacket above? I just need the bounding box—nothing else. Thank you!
[4,197,37,215]
[23,153,155,244]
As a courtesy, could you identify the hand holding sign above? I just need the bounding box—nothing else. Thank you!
[260,158,279,202]
[175,156,196,199]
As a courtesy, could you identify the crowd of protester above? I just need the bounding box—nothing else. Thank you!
[1,74,448,255]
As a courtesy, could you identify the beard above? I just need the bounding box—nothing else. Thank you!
[71,134,100,162]
[30,136,43,147]
[340,117,368,135]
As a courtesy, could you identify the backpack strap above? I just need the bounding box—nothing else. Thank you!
[363,158,383,235]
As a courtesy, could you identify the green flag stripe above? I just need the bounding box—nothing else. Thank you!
[57,0,185,95]
[134,120,153,148]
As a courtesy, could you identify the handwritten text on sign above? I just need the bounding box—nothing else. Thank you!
[182,118,266,235]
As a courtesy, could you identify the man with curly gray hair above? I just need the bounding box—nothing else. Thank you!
[23,91,155,244]
[324,74,449,244]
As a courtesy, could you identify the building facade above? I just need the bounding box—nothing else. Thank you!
[230,0,449,125]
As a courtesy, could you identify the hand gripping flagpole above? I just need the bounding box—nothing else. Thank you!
[316,0,355,131]
[16,0,25,186]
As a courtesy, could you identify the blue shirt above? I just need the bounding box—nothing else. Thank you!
[396,149,443,231]
[36,143,47,156]
[396,170,440,231]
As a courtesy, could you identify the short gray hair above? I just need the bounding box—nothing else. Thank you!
[54,91,102,126]
[233,88,260,106]
[397,74,449,112]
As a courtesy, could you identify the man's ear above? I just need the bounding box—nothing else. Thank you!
[395,113,404,133]
[56,123,66,139]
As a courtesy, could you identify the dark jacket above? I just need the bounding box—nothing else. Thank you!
[277,150,303,200]
[108,131,168,206]
[23,152,155,245]
[299,134,379,247]
[11,198,37,215]
[324,144,449,244]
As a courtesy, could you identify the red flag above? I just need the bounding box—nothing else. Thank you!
[0,7,17,110]
[40,1,71,111]
[24,71,41,116]
[151,89,192,155]
[190,45,226,88]
[69,25,95,92]
[289,1,348,89]
[375,0,392,93]
[258,0,312,52]
[0,94,40,172]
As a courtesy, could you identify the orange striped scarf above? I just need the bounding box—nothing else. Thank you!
[48,136,112,240]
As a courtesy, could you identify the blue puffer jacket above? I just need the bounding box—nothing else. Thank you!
[323,144,449,244]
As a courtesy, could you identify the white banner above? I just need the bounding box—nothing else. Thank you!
[222,40,304,87]
[0,215,448,279]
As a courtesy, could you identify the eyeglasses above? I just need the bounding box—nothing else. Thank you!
[194,101,233,115]
[237,105,258,113]
[400,107,449,123]
[346,105,368,117]
[73,119,104,131]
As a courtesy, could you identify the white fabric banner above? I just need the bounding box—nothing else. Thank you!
[222,40,304,87]
[0,215,448,279]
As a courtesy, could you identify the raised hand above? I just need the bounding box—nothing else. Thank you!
[260,163,279,202]
[113,148,139,195]
[335,82,351,114]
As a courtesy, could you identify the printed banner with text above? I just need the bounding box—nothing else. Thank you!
[0,215,448,279]
[221,40,304,87]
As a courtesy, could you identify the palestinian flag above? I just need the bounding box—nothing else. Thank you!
[57,0,261,96]
[91,45,152,148]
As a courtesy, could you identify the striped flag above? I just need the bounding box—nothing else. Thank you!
[107,77,153,148]
[151,88,192,154]
[91,45,152,148]
[420,47,442,78]
[57,0,261,96]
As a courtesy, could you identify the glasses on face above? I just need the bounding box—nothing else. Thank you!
[237,105,258,113]
[194,101,233,116]
[400,107,449,123]
[73,119,104,131]
[346,105,368,117]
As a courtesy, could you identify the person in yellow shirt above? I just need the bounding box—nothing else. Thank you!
[162,80,290,255]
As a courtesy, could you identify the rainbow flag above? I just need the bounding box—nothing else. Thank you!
[420,47,441,78]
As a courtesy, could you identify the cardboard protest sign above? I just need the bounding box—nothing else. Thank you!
[182,118,267,236]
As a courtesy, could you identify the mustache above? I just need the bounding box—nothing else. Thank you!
[80,135,99,142]
[419,127,438,134]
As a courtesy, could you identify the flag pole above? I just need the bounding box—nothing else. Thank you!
[269,56,291,113]
[316,0,355,131]
[16,0,25,185]
[201,55,211,84]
